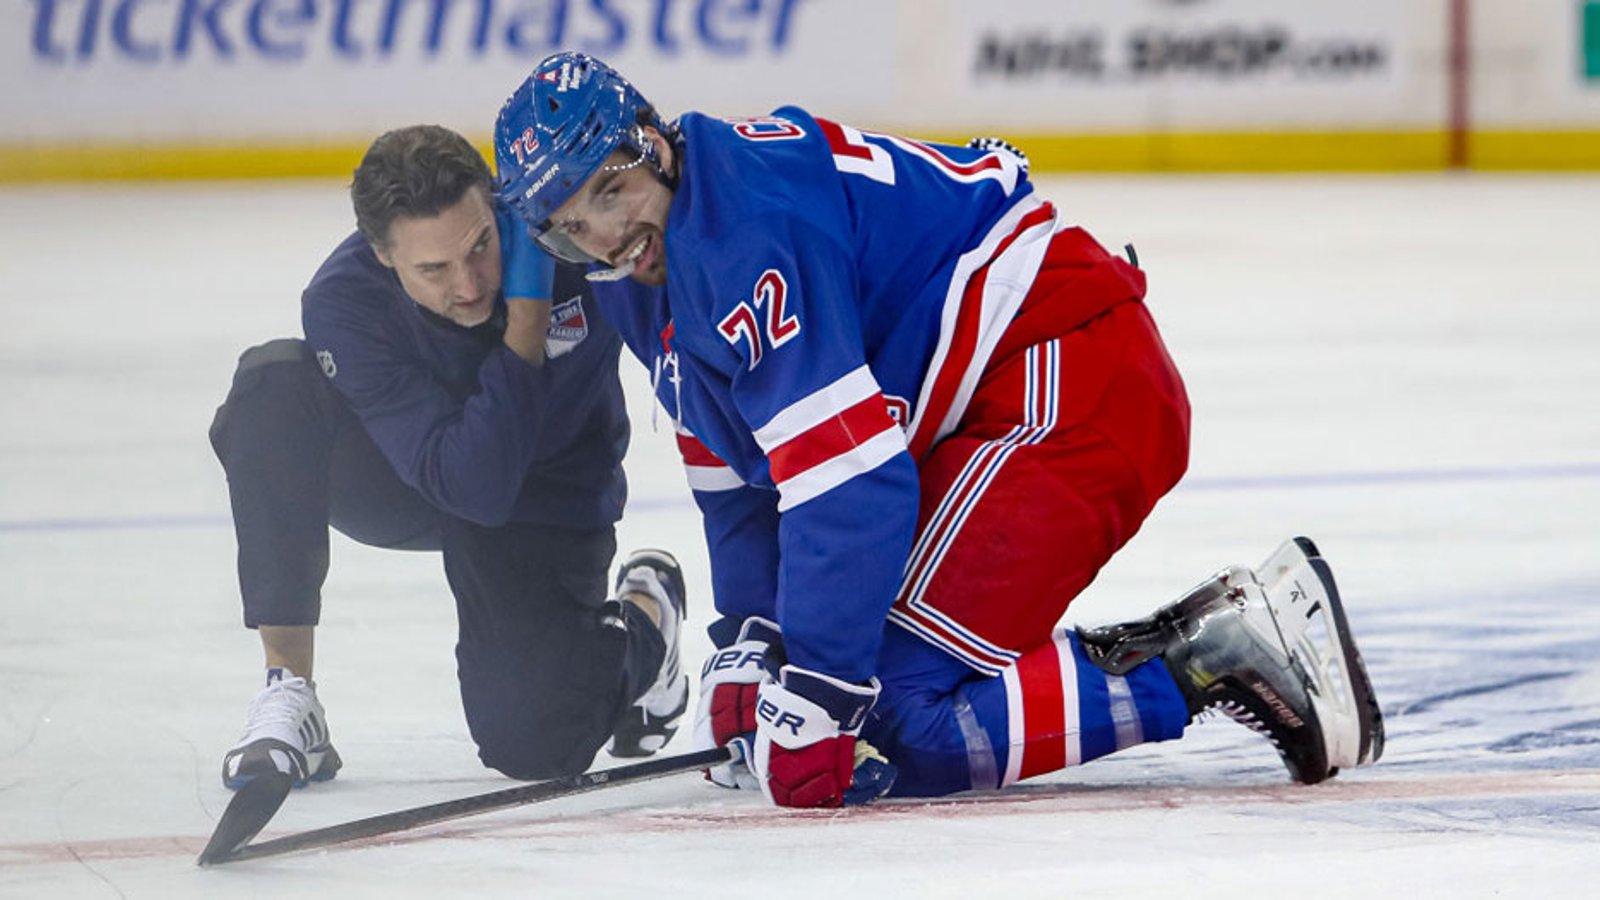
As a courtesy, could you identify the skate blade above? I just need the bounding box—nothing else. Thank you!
[1259,538,1384,771]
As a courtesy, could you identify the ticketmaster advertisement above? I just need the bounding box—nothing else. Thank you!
[7,0,892,140]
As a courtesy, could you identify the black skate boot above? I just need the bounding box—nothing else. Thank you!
[1078,537,1383,784]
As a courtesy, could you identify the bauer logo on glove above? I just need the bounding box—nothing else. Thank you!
[750,666,895,807]
[755,696,808,737]
[692,617,783,790]
[702,645,769,677]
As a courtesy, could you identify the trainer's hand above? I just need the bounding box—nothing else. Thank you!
[692,617,780,790]
[751,666,896,808]
[498,203,555,365]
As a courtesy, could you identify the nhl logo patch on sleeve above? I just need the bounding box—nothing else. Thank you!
[545,295,590,359]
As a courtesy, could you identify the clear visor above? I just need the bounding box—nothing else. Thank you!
[530,218,601,265]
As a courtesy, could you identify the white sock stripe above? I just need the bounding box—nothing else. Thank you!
[1001,664,1024,787]
[1054,628,1083,767]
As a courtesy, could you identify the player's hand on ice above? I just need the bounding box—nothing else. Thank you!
[693,616,781,789]
[751,665,896,808]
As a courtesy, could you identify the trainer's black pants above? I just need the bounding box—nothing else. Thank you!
[209,339,662,780]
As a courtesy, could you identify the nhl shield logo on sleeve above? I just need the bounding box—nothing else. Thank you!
[545,295,590,359]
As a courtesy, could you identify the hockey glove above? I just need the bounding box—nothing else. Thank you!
[751,665,897,808]
[692,616,781,790]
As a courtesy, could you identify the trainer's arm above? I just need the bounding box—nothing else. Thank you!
[503,296,551,365]
[307,296,560,527]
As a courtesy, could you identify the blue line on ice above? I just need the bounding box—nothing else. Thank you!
[2,462,1598,534]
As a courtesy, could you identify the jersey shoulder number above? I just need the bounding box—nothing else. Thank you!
[718,269,800,370]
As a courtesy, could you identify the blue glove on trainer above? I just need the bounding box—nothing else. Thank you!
[495,203,554,302]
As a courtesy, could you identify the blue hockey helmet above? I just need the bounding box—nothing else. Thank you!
[494,52,665,263]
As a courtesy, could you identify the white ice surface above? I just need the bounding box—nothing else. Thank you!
[2,174,1598,898]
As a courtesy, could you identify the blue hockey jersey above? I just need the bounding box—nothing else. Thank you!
[593,108,1059,683]
[303,209,628,531]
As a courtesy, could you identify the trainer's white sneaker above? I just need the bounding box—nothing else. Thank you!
[221,667,342,789]
[608,549,690,758]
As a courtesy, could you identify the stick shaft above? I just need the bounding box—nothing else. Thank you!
[222,745,733,863]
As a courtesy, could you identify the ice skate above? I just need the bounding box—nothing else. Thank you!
[221,667,342,790]
[1079,537,1383,784]
[608,549,690,758]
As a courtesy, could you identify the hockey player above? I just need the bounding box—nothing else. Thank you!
[493,54,1383,807]
[210,124,688,792]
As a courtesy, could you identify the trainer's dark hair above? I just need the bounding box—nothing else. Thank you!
[351,125,492,249]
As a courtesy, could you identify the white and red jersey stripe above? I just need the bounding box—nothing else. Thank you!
[751,365,905,512]
[675,426,744,493]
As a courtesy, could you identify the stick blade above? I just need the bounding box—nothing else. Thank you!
[197,773,293,866]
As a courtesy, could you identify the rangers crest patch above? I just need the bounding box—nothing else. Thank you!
[545,295,589,358]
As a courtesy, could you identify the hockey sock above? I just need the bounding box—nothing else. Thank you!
[866,624,1188,796]
[966,628,1189,787]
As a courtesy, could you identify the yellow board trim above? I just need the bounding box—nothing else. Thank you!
[0,141,376,182]
[918,130,1455,172]
[2,130,1598,181]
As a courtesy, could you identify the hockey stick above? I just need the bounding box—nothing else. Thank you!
[198,745,734,866]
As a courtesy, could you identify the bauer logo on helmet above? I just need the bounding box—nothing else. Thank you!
[526,163,560,199]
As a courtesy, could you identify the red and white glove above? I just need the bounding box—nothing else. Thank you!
[751,665,896,808]
[692,617,781,790]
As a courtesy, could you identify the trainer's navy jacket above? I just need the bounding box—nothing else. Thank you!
[593,108,1045,683]
[302,212,628,530]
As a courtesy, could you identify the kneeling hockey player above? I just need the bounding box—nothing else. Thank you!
[492,53,1383,807]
